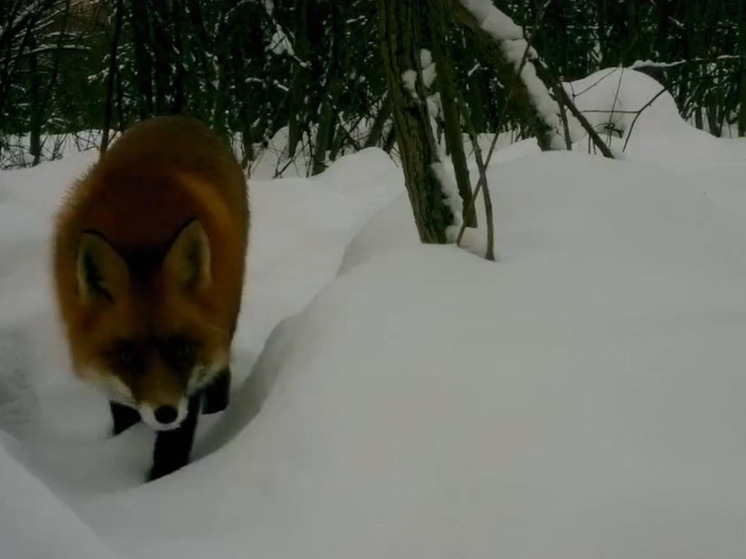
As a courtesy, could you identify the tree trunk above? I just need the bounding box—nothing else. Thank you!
[312,83,337,176]
[130,0,154,119]
[29,42,42,165]
[101,0,124,155]
[240,120,253,170]
[170,0,187,114]
[428,0,475,227]
[364,95,391,148]
[378,0,454,243]
[150,0,173,115]
[738,0,746,136]
[286,63,307,159]
[312,3,343,176]
[287,0,311,159]
[211,54,230,136]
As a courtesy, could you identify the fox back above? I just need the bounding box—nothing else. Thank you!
[53,116,249,429]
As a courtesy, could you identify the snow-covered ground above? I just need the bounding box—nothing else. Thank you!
[0,131,106,169]
[3,70,746,558]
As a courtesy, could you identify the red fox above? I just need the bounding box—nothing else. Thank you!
[52,116,249,480]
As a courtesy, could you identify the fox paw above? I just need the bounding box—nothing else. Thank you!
[201,370,230,414]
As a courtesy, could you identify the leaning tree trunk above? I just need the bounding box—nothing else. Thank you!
[428,0,476,227]
[378,0,455,244]
[452,1,556,151]
[453,0,613,157]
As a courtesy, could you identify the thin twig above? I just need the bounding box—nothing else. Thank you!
[622,86,670,152]
[607,67,625,145]
[454,89,504,250]
[571,67,619,98]
[471,131,495,260]
[452,34,536,248]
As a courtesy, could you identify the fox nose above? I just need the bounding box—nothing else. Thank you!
[139,400,187,431]
[154,405,178,425]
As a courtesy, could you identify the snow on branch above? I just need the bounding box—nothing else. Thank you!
[458,0,524,40]
[430,161,463,241]
[270,24,294,56]
[455,0,566,150]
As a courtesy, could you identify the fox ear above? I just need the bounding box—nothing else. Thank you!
[163,219,211,292]
[76,233,129,305]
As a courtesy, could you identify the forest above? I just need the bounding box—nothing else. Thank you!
[2,0,744,172]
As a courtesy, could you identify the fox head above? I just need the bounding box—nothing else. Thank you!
[72,219,229,430]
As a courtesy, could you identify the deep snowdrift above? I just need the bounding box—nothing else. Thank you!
[0,147,403,558]
[3,69,746,557]
[78,150,746,559]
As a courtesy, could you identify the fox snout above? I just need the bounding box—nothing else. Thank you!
[131,366,192,431]
[139,399,189,431]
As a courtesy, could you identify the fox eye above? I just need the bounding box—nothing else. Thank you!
[163,336,196,368]
[108,340,140,372]
[119,347,134,365]
[175,339,194,359]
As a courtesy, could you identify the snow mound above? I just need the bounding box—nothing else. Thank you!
[566,68,746,163]
[2,111,746,557]
[0,442,117,559]
[75,151,746,558]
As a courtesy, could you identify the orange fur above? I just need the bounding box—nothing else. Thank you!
[52,116,248,411]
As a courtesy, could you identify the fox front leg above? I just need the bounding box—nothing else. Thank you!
[202,367,231,414]
[110,401,142,435]
[147,394,201,481]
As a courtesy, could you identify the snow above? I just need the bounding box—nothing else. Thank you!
[251,123,388,180]
[565,67,746,165]
[0,442,117,559]
[458,0,565,148]
[401,69,418,99]
[419,49,436,89]
[429,161,462,240]
[460,0,523,40]
[402,50,436,99]
[269,24,294,56]
[1,131,105,169]
[3,69,746,558]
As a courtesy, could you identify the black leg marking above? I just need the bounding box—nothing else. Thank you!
[147,393,201,482]
[110,401,141,436]
[202,367,231,414]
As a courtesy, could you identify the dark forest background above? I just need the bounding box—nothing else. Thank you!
[2,0,745,172]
